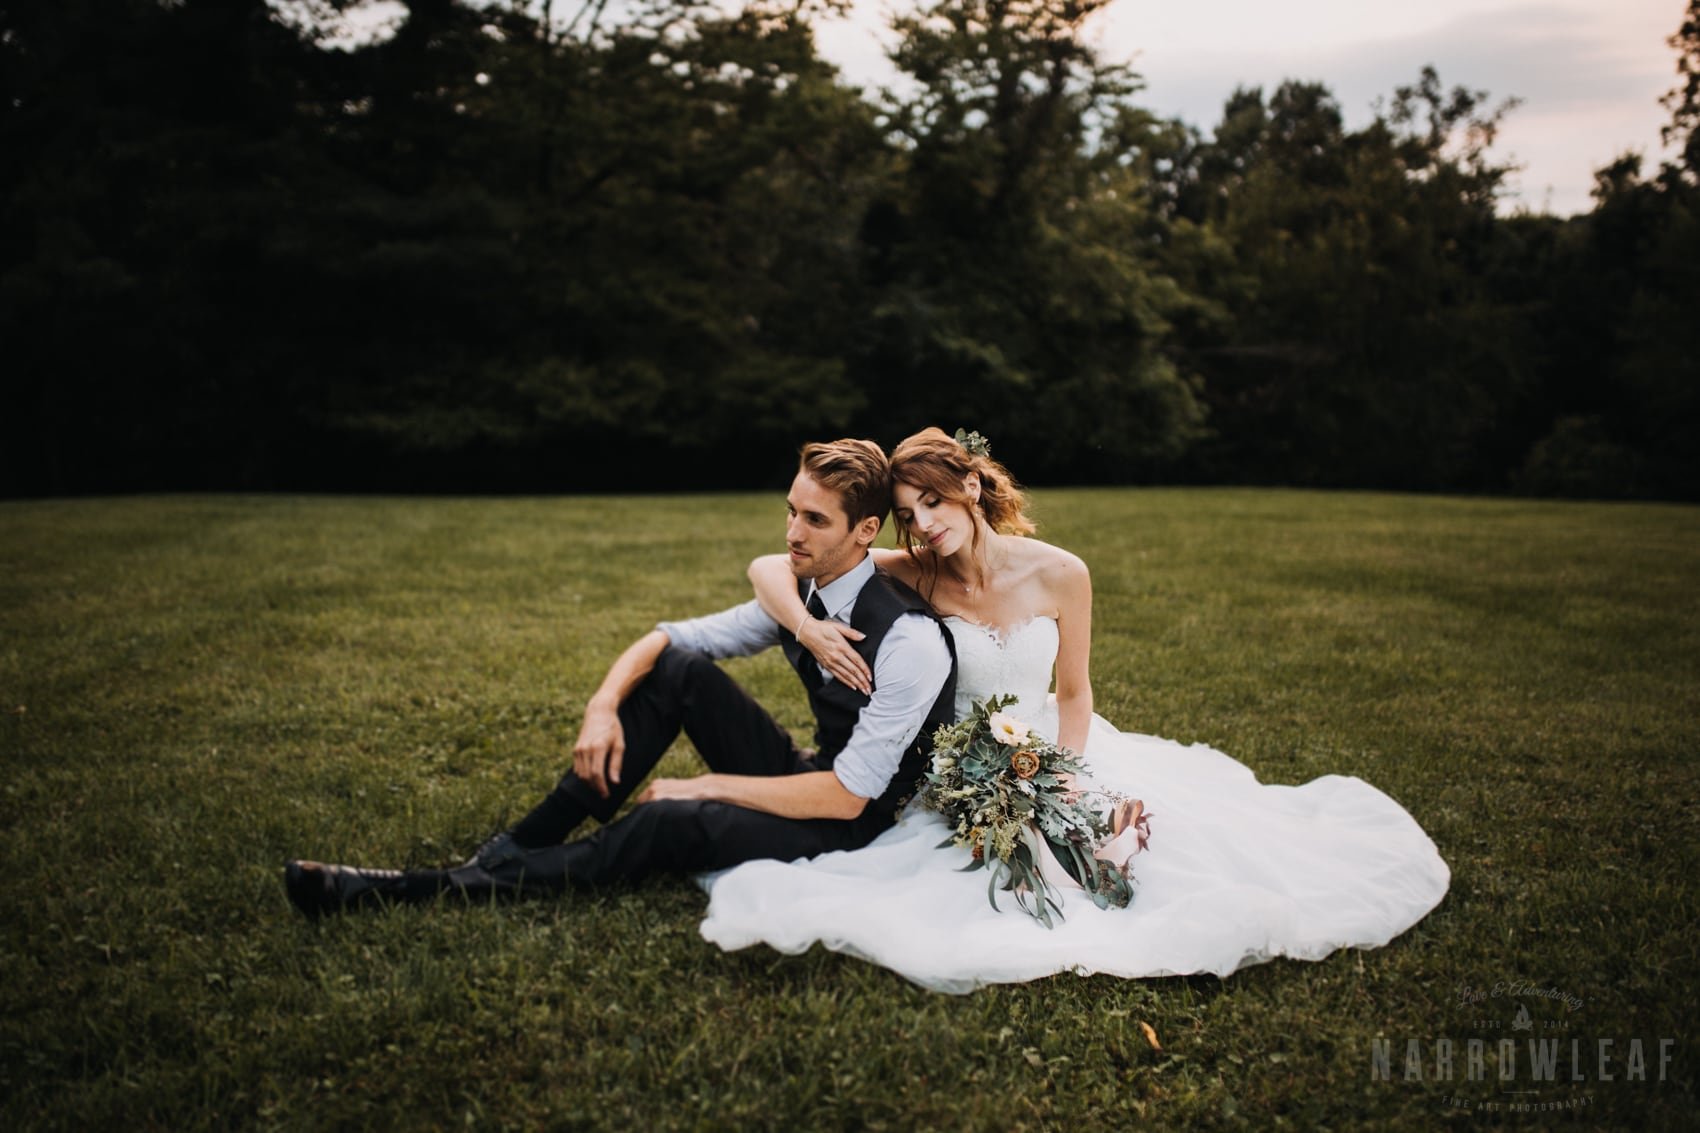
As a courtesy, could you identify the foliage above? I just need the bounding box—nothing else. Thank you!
[1663,0,1700,177]
[860,0,1206,479]
[1500,3,1700,500]
[2,1,1697,498]
[921,693,1135,926]
[1152,70,1528,491]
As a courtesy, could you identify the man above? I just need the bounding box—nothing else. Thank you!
[284,439,956,916]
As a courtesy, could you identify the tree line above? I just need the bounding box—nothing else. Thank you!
[4,0,1696,498]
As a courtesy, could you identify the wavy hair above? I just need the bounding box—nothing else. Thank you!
[798,438,891,527]
[890,427,1035,594]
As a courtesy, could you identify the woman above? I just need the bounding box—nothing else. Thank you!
[698,427,1450,992]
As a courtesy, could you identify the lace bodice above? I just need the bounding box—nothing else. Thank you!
[944,615,1058,722]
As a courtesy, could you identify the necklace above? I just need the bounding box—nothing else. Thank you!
[948,566,983,594]
[945,528,996,595]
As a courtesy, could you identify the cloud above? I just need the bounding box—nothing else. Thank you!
[1119,2,1679,214]
[1136,3,1673,128]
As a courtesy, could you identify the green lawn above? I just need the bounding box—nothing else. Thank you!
[2,490,1695,1130]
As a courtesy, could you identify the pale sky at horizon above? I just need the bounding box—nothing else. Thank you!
[811,0,1687,217]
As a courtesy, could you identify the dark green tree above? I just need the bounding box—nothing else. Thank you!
[1663,0,1700,179]
[853,0,1206,479]
[6,0,1691,497]
[1517,3,1700,499]
[1169,70,1525,490]
[1,0,368,491]
[319,0,891,487]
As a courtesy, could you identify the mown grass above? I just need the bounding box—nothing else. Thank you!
[1,489,1695,1131]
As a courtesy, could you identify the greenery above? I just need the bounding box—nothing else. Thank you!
[2,489,1695,1130]
[921,692,1135,925]
[4,0,1699,498]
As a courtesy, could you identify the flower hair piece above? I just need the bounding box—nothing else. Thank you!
[953,428,992,459]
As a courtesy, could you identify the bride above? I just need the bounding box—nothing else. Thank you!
[699,427,1450,992]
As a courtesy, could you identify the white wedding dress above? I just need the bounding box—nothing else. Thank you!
[699,616,1450,993]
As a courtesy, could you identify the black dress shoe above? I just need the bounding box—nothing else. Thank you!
[284,859,410,918]
[462,831,523,870]
[445,846,584,902]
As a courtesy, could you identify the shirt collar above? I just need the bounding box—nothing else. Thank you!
[807,553,875,621]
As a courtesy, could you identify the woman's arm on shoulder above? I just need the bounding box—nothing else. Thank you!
[747,553,872,694]
[1046,548,1094,755]
[870,546,922,587]
[749,553,806,629]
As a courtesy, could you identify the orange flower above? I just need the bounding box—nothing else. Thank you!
[1010,749,1041,779]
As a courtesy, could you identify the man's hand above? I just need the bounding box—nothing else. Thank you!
[636,775,718,803]
[637,768,866,820]
[572,700,626,798]
[569,629,670,799]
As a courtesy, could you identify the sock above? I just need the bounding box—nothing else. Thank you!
[399,869,453,902]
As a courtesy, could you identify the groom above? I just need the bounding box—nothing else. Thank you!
[285,438,956,915]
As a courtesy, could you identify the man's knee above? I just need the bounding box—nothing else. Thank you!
[635,798,734,847]
[632,647,739,723]
[588,798,723,879]
[630,797,712,826]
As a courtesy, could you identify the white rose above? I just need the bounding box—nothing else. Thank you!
[987,711,1030,747]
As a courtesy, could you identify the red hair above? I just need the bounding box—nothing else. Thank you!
[890,428,1035,595]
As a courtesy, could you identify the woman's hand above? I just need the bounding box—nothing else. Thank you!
[800,617,872,694]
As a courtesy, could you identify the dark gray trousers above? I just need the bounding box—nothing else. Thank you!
[483,647,888,892]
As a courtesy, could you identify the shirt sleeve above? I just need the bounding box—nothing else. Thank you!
[656,600,783,660]
[831,612,953,800]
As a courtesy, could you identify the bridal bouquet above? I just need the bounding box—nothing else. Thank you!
[920,694,1137,928]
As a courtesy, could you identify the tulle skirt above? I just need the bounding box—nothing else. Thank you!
[699,701,1450,993]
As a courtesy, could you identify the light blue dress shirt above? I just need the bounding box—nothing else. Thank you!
[656,554,952,801]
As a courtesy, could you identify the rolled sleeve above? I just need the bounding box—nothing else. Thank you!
[657,600,782,660]
[831,613,953,800]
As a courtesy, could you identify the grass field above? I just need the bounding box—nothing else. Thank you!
[2,489,1696,1130]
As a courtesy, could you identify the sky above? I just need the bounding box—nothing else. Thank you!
[811,0,1688,217]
